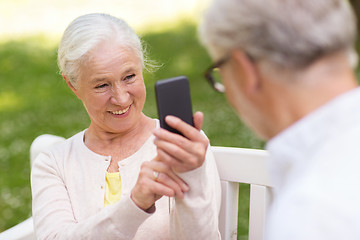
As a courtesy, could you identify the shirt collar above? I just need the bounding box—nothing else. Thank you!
[265,87,360,190]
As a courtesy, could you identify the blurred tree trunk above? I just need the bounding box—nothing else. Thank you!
[350,0,360,50]
[350,0,360,32]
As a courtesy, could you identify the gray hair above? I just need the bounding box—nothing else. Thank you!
[200,0,358,69]
[58,13,145,87]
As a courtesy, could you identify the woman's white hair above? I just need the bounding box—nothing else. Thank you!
[200,0,358,69]
[58,13,145,87]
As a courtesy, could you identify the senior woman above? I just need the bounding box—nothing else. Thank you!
[200,0,360,239]
[31,13,221,240]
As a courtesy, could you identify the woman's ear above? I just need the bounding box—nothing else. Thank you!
[231,50,262,97]
[62,74,82,100]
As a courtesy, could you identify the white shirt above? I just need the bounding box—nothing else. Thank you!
[265,87,360,239]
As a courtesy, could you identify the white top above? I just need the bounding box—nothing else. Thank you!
[31,123,221,240]
[265,87,360,239]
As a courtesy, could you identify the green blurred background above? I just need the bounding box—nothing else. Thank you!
[0,1,359,239]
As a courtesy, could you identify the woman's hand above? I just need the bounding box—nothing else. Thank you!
[153,111,210,173]
[131,159,189,212]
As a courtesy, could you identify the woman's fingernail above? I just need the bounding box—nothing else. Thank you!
[165,115,176,124]
[153,129,161,136]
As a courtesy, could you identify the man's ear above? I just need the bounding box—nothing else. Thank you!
[231,50,261,97]
[62,74,82,100]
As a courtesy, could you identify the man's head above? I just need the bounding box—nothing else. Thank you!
[200,0,358,139]
[200,0,357,69]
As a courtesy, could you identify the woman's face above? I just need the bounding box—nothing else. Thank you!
[70,40,146,134]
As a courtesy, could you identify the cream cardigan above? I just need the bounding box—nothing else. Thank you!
[31,127,221,239]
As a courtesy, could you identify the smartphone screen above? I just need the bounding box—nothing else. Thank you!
[155,76,194,135]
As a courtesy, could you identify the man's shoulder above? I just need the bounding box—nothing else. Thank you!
[314,125,360,161]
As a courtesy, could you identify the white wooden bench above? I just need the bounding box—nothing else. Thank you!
[213,146,272,240]
[0,135,272,240]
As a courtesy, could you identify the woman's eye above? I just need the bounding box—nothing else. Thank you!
[95,83,108,89]
[124,74,135,81]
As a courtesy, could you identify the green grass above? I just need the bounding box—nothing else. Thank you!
[0,20,297,239]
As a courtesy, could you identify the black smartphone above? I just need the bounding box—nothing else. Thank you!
[155,76,194,135]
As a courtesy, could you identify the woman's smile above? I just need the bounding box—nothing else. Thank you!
[108,105,131,117]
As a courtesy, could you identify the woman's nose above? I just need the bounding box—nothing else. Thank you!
[110,85,129,105]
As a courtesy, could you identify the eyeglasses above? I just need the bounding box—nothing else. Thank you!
[204,56,230,93]
[204,57,229,93]
[204,53,254,93]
